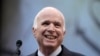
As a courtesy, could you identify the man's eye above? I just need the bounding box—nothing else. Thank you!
[55,23,61,28]
[42,22,49,26]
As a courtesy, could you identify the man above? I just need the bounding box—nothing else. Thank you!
[29,7,84,56]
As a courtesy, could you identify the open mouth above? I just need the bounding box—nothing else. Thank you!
[44,35,57,40]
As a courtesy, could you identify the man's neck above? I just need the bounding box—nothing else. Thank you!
[38,45,62,56]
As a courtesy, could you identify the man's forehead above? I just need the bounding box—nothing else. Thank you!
[37,13,64,24]
[35,7,65,24]
[40,18,63,23]
[39,9,61,17]
[37,8,64,21]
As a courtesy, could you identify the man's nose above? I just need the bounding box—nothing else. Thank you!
[47,24,55,32]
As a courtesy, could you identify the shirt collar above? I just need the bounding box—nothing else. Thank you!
[38,45,62,56]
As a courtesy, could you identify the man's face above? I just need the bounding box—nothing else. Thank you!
[33,10,65,49]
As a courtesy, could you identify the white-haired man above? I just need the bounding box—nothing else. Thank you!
[29,7,84,56]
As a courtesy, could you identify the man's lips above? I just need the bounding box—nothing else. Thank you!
[43,31,58,40]
[44,35,57,39]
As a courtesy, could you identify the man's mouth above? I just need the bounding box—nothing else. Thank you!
[44,35,57,40]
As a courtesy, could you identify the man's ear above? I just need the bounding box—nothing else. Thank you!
[32,27,36,36]
[63,30,66,35]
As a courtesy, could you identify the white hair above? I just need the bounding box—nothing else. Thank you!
[33,7,66,32]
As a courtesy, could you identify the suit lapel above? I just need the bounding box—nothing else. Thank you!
[57,45,72,56]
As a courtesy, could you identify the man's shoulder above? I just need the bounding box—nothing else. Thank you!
[69,51,84,56]
[59,45,84,56]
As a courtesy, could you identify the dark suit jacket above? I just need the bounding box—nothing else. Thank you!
[28,45,84,56]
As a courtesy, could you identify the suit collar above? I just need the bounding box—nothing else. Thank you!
[28,45,84,56]
[57,45,72,56]
[29,45,70,56]
[37,45,62,56]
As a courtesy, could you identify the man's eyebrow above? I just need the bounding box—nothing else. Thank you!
[42,20,50,23]
[41,20,50,25]
[54,21,62,25]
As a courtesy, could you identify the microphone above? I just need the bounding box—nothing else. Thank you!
[16,40,22,56]
[16,40,22,47]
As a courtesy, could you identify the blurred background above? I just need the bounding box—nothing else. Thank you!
[1,0,100,56]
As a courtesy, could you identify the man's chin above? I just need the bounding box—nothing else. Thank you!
[43,40,58,48]
[43,43,57,48]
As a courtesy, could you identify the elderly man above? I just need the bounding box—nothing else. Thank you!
[29,7,84,56]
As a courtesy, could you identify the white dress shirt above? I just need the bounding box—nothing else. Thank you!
[38,46,62,56]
